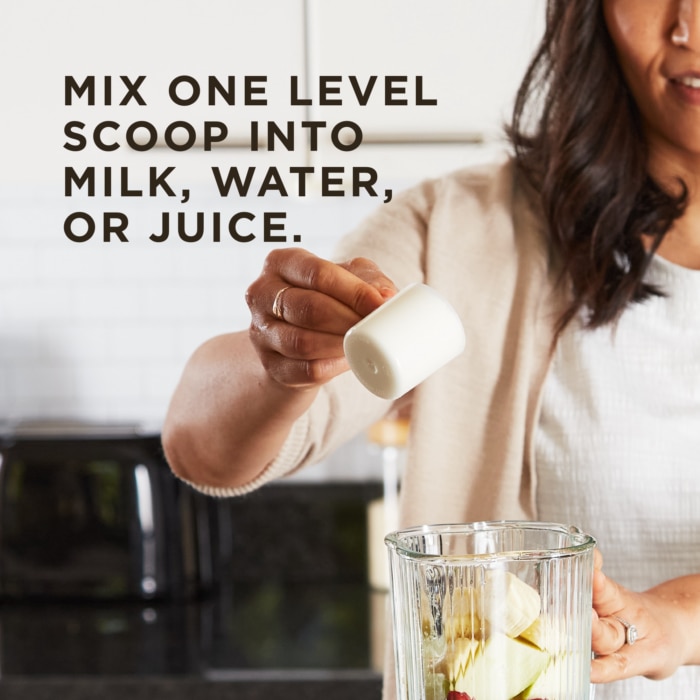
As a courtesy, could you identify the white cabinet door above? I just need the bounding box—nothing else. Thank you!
[306,0,546,142]
[3,0,308,186]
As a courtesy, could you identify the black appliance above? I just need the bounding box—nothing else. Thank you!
[0,420,218,602]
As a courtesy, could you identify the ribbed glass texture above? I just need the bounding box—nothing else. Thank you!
[385,521,596,700]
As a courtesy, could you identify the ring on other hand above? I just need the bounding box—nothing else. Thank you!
[272,286,291,320]
[614,616,638,646]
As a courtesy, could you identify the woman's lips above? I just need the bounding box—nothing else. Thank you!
[669,72,700,106]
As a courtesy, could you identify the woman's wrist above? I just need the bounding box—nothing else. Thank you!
[646,575,700,668]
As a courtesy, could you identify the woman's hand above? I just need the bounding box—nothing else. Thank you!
[591,550,700,683]
[246,247,398,388]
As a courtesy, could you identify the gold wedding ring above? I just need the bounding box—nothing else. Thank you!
[272,286,291,320]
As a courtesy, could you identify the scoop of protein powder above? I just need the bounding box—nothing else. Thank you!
[343,283,466,400]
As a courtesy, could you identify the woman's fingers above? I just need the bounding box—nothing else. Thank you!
[590,568,644,683]
[594,547,603,570]
[252,321,345,362]
[591,567,635,655]
[339,256,399,301]
[588,559,682,684]
[245,247,398,388]
[258,248,393,318]
[253,348,351,388]
[590,641,638,683]
[247,249,395,333]
[265,285,365,334]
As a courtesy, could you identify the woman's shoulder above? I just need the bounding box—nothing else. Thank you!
[396,152,525,214]
[440,151,516,186]
[335,151,544,285]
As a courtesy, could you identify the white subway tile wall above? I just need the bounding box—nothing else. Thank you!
[0,184,380,429]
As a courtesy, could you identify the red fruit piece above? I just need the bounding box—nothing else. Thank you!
[446,692,473,700]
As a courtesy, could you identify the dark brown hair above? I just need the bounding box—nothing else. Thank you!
[509,0,687,331]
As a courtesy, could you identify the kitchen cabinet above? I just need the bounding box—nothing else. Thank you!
[306,1,547,138]
[305,0,547,181]
[4,0,309,185]
[6,0,546,185]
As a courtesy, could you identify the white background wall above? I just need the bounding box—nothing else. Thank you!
[0,0,544,475]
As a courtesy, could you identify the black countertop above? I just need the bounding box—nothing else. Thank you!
[0,481,386,699]
[0,675,382,700]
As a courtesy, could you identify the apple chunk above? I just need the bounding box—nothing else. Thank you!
[476,570,542,638]
[518,651,588,699]
[428,570,542,642]
[451,634,549,700]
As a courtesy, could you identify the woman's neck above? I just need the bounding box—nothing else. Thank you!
[648,150,700,269]
[656,198,700,269]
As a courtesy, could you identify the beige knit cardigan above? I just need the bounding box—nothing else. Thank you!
[207,156,566,529]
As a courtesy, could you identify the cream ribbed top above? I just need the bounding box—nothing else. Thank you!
[535,255,700,698]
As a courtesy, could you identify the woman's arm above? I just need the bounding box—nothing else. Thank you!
[162,330,319,489]
[162,247,397,490]
[591,551,700,682]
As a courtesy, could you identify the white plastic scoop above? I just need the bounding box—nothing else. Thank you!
[344,283,466,400]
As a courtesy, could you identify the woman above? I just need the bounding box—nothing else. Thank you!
[163,0,700,696]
